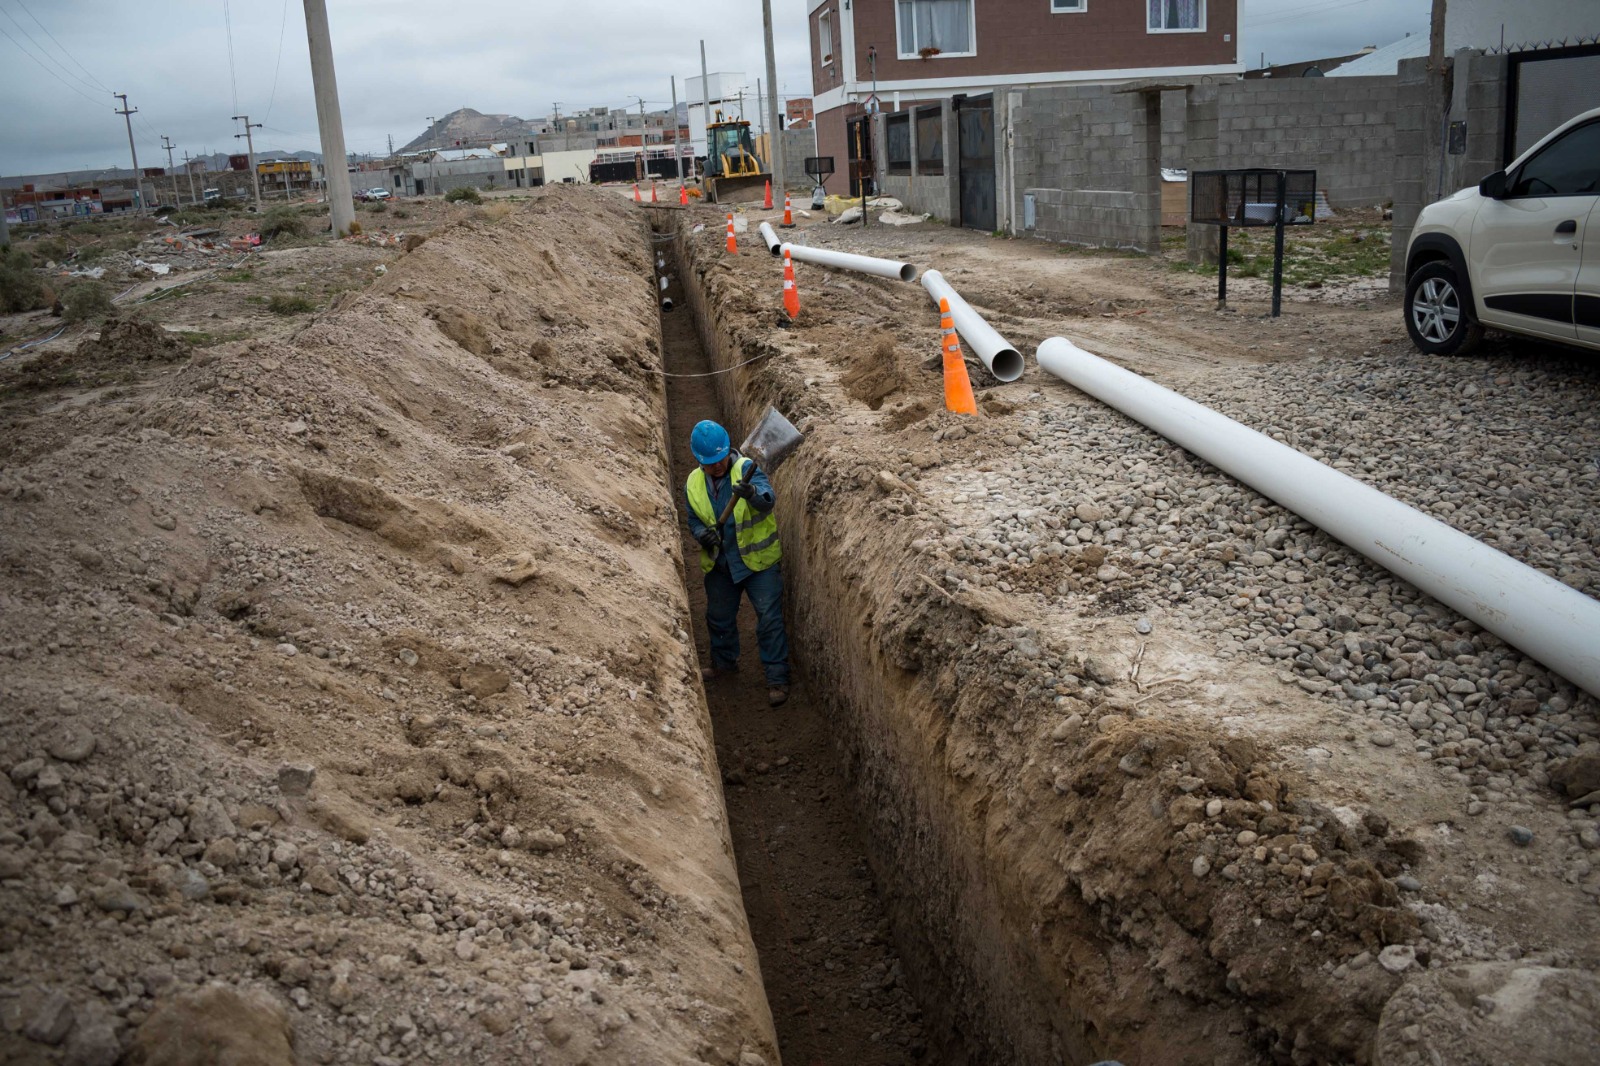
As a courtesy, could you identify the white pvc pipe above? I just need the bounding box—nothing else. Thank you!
[780,242,917,283]
[1035,336,1600,700]
[759,221,782,256]
[921,269,1024,383]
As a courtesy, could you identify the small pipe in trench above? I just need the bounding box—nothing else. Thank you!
[1036,336,1600,700]
[921,269,1024,383]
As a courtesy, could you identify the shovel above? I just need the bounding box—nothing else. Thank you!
[708,406,805,555]
[738,405,805,473]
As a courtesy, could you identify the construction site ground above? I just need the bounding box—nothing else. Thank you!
[1,186,1597,1066]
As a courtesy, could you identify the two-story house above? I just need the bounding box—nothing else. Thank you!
[808,0,1242,196]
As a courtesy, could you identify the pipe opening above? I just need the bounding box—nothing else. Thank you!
[989,346,1024,382]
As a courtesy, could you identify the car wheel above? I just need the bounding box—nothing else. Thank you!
[1404,261,1483,356]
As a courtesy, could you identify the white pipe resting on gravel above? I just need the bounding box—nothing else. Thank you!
[759,221,782,256]
[779,242,917,283]
[1035,336,1600,700]
[920,269,1024,383]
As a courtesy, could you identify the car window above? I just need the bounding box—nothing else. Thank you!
[1510,120,1600,197]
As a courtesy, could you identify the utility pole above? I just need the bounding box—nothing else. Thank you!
[762,0,785,202]
[426,115,436,151]
[303,0,356,236]
[113,93,145,213]
[387,133,394,158]
[1428,0,1447,72]
[757,78,764,136]
[669,76,684,185]
[161,136,180,206]
[181,152,198,203]
[233,114,263,212]
[699,39,711,131]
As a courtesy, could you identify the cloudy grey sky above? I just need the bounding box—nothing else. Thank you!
[1,0,1432,178]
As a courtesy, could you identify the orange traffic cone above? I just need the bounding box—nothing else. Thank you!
[781,194,794,227]
[938,297,977,415]
[632,184,641,202]
[763,179,773,209]
[651,182,658,203]
[725,213,737,254]
[679,185,688,206]
[782,248,801,319]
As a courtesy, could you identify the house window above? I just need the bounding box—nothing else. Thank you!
[1050,0,1085,11]
[915,106,943,174]
[819,10,833,65]
[896,0,975,59]
[1148,0,1204,31]
[886,113,911,174]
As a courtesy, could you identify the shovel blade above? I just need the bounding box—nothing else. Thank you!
[739,406,804,472]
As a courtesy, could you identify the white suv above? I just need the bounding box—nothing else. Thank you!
[1403,105,1600,355]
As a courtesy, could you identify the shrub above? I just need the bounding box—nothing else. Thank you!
[267,293,315,315]
[444,186,482,204]
[0,246,48,313]
[61,281,114,322]
[364,202,388,214]
[260,207,307,240]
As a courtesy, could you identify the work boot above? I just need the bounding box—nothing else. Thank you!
[767,686,789,707]
[701,664,735,683]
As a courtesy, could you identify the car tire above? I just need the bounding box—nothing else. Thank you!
[1404,261,1483,356]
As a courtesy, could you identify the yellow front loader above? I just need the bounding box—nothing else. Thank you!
[703,115,770,204]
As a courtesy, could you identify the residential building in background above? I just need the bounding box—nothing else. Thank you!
[808,0,1241,194]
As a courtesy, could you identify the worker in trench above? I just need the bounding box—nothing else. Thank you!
[683,419,791,707]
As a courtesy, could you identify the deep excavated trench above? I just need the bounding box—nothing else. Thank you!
[654,226,938,1065]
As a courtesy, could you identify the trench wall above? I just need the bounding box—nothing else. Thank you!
[667,213,1437,1066]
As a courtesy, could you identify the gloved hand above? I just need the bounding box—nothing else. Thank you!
[695,528,722,551]
[732,479,757,501]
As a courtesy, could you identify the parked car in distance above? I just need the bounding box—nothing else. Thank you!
[1403,105,1600,355]
[360,187,391,202]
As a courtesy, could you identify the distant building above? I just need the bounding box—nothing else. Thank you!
[786,97,815,127]
[1245,47,1376,79]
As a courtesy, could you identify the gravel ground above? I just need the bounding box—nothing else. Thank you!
[915,341,1600,892]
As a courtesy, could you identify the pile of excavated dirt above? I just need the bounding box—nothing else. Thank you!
[0,187,776,1065]
[671,205,1600,1065]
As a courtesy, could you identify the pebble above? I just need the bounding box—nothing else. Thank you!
[1395,874,1422,892]
[23,990,75,1045]
[45,724,98,763]
[1377,944,1416,974]
[1191,855,1212,878]
[1369,731,1396,748]
[93,880,146,914]
[1508,825,1534,846]
[277,764,317,796]
[1134,617,1152,635]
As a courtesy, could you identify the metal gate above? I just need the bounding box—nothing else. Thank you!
[1505,43,1600,162]
[847,115,873,198]
[956,94,995,232]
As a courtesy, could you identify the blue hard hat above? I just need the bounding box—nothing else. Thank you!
[691,420,730,465]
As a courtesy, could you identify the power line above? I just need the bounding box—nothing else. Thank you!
[262,0,291,124]
[0,23,105,107]
[13,0,112,92]
[0,5,102,99]
[222,0,240,117]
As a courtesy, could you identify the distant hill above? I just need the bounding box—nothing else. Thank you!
[400,108,531,152]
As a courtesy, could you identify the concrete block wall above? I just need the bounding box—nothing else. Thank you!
[1011,83,1163,251]
[1388,51,1508,291]
[874,104,954,221]
[1212,76,1398,206]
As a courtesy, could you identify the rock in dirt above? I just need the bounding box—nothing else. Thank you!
[63,1001,119,1066]
[1374,963,1600,1066]
[1549,754,1600,800]
[126,983,294,1066]
[1378,944,1416,974]
[22,988,76,1045]
[459,663,511,697]
[276,763,316,796]
[45,723,97,763]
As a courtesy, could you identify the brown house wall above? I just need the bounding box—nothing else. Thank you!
[816,0,1236,89]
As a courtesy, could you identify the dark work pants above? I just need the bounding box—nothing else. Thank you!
[704,561,790,687]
